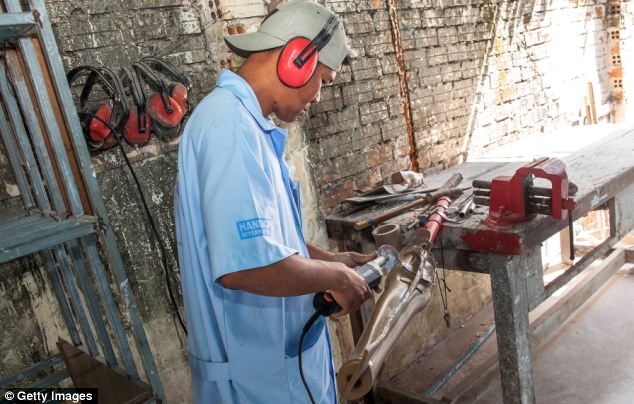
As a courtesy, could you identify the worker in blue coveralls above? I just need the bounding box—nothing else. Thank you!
[174,1,377,403]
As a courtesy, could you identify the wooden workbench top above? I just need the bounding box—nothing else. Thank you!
[326,124,634,256]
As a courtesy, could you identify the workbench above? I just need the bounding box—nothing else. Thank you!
[325,124,634,404]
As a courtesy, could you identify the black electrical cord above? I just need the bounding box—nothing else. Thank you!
[79,112,188,336]
[299,310,322,404]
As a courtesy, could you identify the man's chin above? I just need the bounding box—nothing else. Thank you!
[277,111,304,123]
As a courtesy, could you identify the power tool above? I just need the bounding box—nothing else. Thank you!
[312,245,400,316]
[299,245,399,404]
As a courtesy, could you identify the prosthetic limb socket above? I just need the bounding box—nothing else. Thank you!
[337,243,436,400]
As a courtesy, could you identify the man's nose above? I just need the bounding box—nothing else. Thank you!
[313,91,321,104]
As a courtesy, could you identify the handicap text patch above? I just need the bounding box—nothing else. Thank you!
[236,218,271,240]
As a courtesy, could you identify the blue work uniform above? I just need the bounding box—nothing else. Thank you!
[174,69,336,403]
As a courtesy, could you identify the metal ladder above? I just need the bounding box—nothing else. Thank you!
[0,0,166,401]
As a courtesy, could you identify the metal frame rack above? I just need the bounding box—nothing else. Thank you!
[0,0,165,401]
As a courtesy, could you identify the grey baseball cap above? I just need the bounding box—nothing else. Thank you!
[224,0,350,71]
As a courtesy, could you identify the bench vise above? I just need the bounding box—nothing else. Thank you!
[473,157,577,226]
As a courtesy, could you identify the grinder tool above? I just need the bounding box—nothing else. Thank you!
[313,245,399,316]
[300,245,399,403]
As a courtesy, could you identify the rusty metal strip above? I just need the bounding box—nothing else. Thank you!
[386,0,418,171]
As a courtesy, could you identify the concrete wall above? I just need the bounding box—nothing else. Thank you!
[0,0,633,402]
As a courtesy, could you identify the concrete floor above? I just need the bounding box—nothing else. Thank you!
[473,264,634,404]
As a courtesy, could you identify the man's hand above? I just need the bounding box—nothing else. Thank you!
[333,251,378,268]
[329,262,373,317]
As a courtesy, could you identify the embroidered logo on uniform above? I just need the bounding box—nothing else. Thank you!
[236,218,271,240]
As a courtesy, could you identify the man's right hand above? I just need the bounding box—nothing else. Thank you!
[329,263,373,317]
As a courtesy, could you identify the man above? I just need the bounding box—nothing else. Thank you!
[174,1,376,403]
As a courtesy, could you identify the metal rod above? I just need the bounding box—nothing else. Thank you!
[0,63,49,208]
[80,235,139,380]
[25,369,69,389]
[42,249,81,345]
[0,95,34,208]
[5,0,84,217]
[0,10,36,30]
[0,355,62,387]
[52,246,100,356]
[473,188,553,205]
[544,237,614,300]
[424,324,496,397]
[473,179,576,197]
[473,196,552,215]
[5,50,66,213]
[67,239,118,367]
[568,213,575,261]
[458,196,474,217]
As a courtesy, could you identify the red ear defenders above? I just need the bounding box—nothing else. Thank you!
[140,56,192,115]
[98,67,130,149]
[120,66,151,145]
[67,66,123,150]
[133,61,184,138]
[277,15,339,88]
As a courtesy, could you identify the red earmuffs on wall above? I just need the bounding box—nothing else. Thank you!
[66,66,125,150]
[141,56,192,115]
[121,66,152,145]
[276,15,338,88]
[133,62,184,138]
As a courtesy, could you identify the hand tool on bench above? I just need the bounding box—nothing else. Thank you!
[472,157,577,258]
[354,173,464,231]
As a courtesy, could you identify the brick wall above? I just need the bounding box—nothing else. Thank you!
[311,0,624,212]
[48,0,215,102]
[308,0,412,210]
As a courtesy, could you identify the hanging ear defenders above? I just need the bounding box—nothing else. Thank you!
[132,62,184,138]
[140,56,192,115]
[277,15,339,88]
[66,66,120,150]
[97,67,130,149]
[120,66,152,145]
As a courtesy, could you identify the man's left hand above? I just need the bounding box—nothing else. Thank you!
[333,251,378,269]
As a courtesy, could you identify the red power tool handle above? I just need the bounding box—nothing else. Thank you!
[424,196,452,245]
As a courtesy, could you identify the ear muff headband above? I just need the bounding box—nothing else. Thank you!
[141,56,192,90]
[133,62,184,132]
[294,15,338,68]
[97,67,129,129]
[141,56,192,114]
[277,15,339,88]
[121,66,151,144]
[67,66,117,110]
[99,67,129,116]
[67,66,119,145]
[133,61,176,115]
